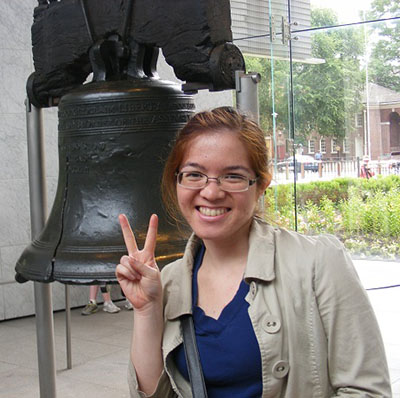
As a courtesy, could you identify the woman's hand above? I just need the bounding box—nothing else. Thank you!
[118,215,165,395]
[116,214,162,312]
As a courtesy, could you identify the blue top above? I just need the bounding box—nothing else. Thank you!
[173,245,262,398]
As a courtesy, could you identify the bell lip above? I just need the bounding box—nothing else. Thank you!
[14,248,186,284]
[54,277,119,285]
[15,261,53,284]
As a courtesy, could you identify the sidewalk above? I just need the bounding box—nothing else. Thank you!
[354,259,400,396]
[0,260,399,397]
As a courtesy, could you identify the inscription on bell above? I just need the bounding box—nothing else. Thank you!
[59,101,195,119]
[61,140,128,175]
[61,141,107,153]
[59,113,191,133]
[69,165,90,175]
[60,101,162,118]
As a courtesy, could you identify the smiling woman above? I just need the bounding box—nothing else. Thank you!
[174,128,267,247]
[116,107,391,398]
[161,107,271,226]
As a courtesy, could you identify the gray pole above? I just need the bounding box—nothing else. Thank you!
[65,285,72,369]
[235,70,261,123]
[235,71,264,210]
[26,98,57,397]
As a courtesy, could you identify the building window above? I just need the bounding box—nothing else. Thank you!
[355,112,363,128]
[320,138,326,153]
[331,138,338,153]
[343,138,350,153]
[308,139,315,154]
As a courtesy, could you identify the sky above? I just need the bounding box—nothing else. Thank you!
[311,0,373,24]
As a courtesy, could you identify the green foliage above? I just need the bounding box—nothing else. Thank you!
[361,190,389,235]
[244,7,365,143]
[310,7,338,27]
[339,186,364,234]
[293,11,365,140]
[264,184,296,229]
[295,178,350,206]
[265,175,400,259]
[319,196,337,234]
[366,0,400,91]
[298,196,336,235]
[299,200,322,234]
[243,3,399,156]
[366,0,400,18]
[386,188,400,235]
[244,55,290,134]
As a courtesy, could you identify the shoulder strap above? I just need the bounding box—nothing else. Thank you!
[181,315,208,398]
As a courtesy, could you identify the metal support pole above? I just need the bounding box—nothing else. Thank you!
[235,71,264,209]
[26,98,57,398]
[65,285,72,369]
[235,70,261,123]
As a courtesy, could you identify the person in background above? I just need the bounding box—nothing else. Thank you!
[314,150,322,160]
[116,107,391,397]
[81,284,126,315]
[360,155,375,179]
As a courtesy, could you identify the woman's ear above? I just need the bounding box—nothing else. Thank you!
[257,175,272,197]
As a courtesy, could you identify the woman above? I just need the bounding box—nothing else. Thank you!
[116,107,391,397]
[360,156,375,179]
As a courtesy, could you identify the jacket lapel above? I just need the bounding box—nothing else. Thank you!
[244,218,276,283]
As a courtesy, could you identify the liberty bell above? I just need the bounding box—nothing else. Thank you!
[15,0,244,285]
[15,40,195,284]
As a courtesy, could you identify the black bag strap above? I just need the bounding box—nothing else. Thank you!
[181,314,208,398]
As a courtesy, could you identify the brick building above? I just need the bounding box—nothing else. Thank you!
[300,83,400,161]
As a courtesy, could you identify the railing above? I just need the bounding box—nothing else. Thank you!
[273,159,400,185]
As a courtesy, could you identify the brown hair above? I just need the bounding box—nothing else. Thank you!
[161,106,271,223]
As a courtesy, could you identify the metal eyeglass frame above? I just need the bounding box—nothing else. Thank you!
[175,171,258,192]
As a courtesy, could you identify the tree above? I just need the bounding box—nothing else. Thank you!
[292,8,365,141]
[243,7,365,145]
[244,56,290,135]
[366,0,400,91]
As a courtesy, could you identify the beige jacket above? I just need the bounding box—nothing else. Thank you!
[128,218,392,397]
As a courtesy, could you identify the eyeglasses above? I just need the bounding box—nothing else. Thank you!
[176,171,258,192]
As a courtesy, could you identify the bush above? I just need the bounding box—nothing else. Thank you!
[339,186,364,235]
[264,175,400,259]
[296,178,350,207]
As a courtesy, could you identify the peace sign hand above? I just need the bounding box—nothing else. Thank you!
[116,214,163,313]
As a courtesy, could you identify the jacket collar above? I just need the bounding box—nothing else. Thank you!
[244,217,276,283]
[164,217,276,321]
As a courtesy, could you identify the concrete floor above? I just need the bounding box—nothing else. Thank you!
[0,301,132,398]
[0,259,399,398]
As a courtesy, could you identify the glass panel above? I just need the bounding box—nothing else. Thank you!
[232,0,399,388]
[231,1,400,260]
[290,18,400,261]
[231,1,297,228]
